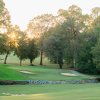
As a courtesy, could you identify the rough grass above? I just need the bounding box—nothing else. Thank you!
[0,84,100,100]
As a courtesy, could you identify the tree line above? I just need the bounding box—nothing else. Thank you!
[0,0,100,74]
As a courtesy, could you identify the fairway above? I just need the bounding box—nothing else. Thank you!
[0,64,94,81]
[0,64,99,100]
[0,84,100,100]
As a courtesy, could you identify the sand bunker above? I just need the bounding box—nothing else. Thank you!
[61,73,78,76]
[20,70,33,74]
[2,93,26,96]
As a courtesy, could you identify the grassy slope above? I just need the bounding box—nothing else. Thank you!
[0,64,93,81]
[0,84,100,100]
[0,64,27,80]
[0,53,95,81]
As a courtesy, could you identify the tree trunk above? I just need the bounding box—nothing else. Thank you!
[4,52,9,64]
[59,63,63,69]
[30,59,33,66]
[40,51,43,65]
[72,58,76,68]
[20,59,22,66]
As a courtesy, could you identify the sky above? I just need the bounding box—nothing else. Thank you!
[3,0,100,30]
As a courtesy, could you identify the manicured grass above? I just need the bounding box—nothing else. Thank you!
[0,83,100,100]
[0,53,95,81]
[0,55,99,100]
[0,64,94,81]
[0,64,27,80]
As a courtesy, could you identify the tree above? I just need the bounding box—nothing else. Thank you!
[91,7,100,19]
[92,16,100,37]
[76,33,97,74]
[0,0,10,34]
[56,5,85,68]
[27,14,57,65]
[76,14,100,74]
[61,17,83,68]
[0,34,7,54]
[57,5,82,23]
[0,0,5,16]
[91,16,100,70]
[60,5,94,68]
[67,5,82,20]
[15,32,39,66]
[0,0,12,64]
[3,25,20,64]
[43,36,64,69]
[27,38,38,66]
[43,25,66,69]
[92,38,100,70]
[14,32,28,66]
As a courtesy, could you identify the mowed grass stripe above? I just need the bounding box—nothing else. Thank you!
[0,84,100,100]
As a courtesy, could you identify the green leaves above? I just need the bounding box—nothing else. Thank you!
[92,38,100,69]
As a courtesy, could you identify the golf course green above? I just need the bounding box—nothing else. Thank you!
[0,63,100,100]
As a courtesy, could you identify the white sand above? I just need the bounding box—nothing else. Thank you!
[20,70,33,74]
[61,73,78,76]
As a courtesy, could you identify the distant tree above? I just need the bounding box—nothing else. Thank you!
[14,32,28,66]
[92,38,100,70]
[76,33,97,74]
[76,15,100,74]
[67,5,82,20]
[92,16,100,37]
[43,26,66,69]
[56,5,85,68]
[91,16,100,70]
[0,0,5,16]
[0,34,7,54]
[27,14,57,65]
[91,7,100,19]
[3,25,20,64]
[61,17,83,68]
[43,36,64,69]
[27,38,38,66]
[0,0,12,64]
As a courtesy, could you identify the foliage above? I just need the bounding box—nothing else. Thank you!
[14,33,28,66]
[14,32,39,66]
[0,0,5,17]
[90,16,100,70]
[0,34,7,54]
[27,14,58,65]
[0,0,12,64]
[27,38,39,66]
[91,7,100,19]
[92,38,100,69]
[76,33,97,74]
[43,25,66,69]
